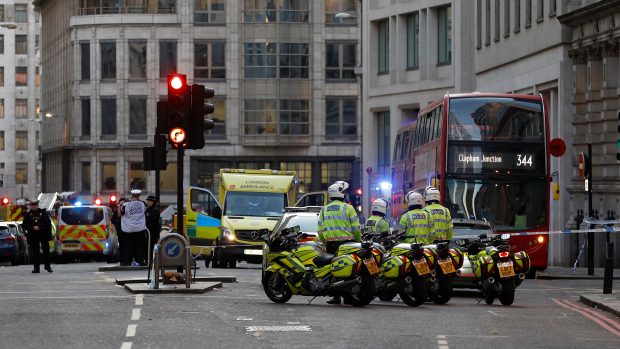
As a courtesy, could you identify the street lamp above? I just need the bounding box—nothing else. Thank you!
[45,112,54,118]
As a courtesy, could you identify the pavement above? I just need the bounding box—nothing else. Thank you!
[537,266,620,317]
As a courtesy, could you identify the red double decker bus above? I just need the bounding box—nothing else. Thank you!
[391,93,550,272]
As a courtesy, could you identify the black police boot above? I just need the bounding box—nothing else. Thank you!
[326,295,341,305]
[44,266,53,273]
[32,268,40,273]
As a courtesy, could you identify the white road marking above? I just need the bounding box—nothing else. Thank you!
[126,324,137,337]
[135,295,143,306]
[246,325,312,332]
[236,316,253,321]
[437,340,448,345]
[120,342,132,349]
[488,310,502,316]
[287,321,301,325]
[437,335,449,349]
[436,335,446,339]
[131,309,141,321]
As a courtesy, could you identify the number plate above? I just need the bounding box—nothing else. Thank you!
[244,249,263,256]
[63,243,79,249]
[498,261,515,278]
[438,258,456,274]
[363,257,380,276]
[413,258,431,276]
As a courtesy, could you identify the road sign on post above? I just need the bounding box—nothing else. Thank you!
[577,152,586,179]
[152,232,191,289]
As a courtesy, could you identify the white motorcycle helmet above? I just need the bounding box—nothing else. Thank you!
[424,186,441,202]
[371,198,388,216]
[406,191,424,207]
[327,181,349,200]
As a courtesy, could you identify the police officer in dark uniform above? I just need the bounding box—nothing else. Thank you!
[22,200,53,273]
[145,195,161,263]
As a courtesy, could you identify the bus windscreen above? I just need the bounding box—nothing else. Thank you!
[444,178,547,231]
[448,97,544,142]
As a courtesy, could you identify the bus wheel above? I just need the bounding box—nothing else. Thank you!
[228,260,237,268]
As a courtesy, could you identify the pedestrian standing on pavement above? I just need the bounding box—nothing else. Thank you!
[399,191,432,244]
[316,180,361,305]
[145,195,161,264]
[121,190,147,266]
[112,198,128,265]
[22,200,53,273]
[423,187,454,242]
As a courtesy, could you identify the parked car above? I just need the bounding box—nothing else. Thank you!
[450,219,495,289]
[0,221,29,265]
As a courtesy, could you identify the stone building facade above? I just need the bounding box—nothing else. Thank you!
[34,0,362,205]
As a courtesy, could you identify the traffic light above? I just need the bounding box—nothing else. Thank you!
[94,197,102,205]
[109,195,118,205]
[187,84,216,149]
[1,197,9,206]
[167,74,190,146]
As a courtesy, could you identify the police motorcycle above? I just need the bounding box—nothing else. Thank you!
[455,234,530,306]
[421,240,464,304]
[259,225,381,307]
[368,230,437,307]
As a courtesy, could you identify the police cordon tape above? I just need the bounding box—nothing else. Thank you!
[454,221,620,240]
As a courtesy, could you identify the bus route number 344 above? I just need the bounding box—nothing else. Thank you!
[516,154,533,167]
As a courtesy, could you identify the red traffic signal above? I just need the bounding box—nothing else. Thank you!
[355,188,363,196]
[1,197,9,206]
[169,127,187,144]
[168,74,186,92]
[110,195,118,204]
[94,198,102,205]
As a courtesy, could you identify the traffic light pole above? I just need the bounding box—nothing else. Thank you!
[587,143,594,276]
[177,145,184,238]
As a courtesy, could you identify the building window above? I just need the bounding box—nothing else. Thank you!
[377,111,390,168]
[35,99,40,118]
[35,67,40,87]
[15,35,27,55]
[128,162,146,190]
[244,0,309,23]
[158,0,176,14]
[326,42,356,80]
[159,41,177,79]
[16,131,28,150]
[0,67,3,86]
[101,42,116,80]
[485,0,491,45]
[192,161,231,194]
[16,163,27,184]
[280,162,312,193]
[243,99,309,136]
[406,12,420,69]
[536,0,543,22]
[549,0,556,17]
[0,131,4,150]
[514,0,521,32]
[101,162,116,191]
[279,99,309,135]
[128,41,147,80]
[101,98,117,136]
[0,34,3,54]
[15,4,27,23]
[129,97,147,135]
[476,0,482,49]
[160,162,177,192]
[504,0,510,37]
[0,99,4,118]
[195,0,225,24]
[15,99,27,119]
[321,162,352,189]
[210,98,226,137]
[15,67,27,86]
[81,99,91,137]
[494,0,500,42]
[243,43,277,79]
[279,43,309,78]
[194,41,226,80]
[378,19,389,74]
[0,5,4,21]
[81,162,91,192]
[438,6,452,65]
[80,42,90,80]
[325,0,356,25]
[325,97,357,138]
[525,0,531,27]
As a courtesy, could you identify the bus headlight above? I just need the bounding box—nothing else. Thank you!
[537,236,544,244]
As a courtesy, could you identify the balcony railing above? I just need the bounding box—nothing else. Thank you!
[78,6,176,16]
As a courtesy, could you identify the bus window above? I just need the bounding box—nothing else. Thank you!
[435,105,443,140]
[424,114,431,144]
[401,131,410,160]
[430,110,437,142]
[393,134,401,161]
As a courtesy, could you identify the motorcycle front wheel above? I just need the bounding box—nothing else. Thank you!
[499,279,515,306]
[431,278,453,305]
[263,271,293,303]
[399,277,427,307]
[482,280,494,305]
[343,275,376,307]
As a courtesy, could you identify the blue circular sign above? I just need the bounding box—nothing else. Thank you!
[164,241,181,258]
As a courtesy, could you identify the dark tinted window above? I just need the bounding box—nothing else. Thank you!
[60,207,104,225]
[0,226,9,236]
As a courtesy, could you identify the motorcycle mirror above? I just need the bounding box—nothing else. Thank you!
[455,239,466,246]
[500,233,511,240]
